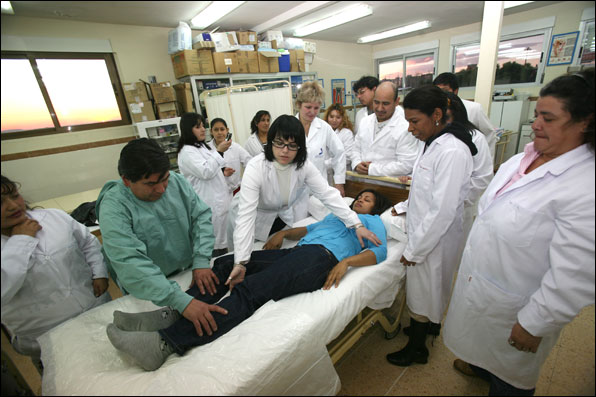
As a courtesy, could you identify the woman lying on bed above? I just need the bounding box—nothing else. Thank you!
[106,188,392,371]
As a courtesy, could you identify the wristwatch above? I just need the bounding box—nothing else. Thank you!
[350,223,364,230]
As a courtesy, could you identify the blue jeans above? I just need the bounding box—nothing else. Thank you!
[470,364,535,396]
[159,244,338,355]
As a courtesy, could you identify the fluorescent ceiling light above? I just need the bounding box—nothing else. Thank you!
[191,1,245,29]
[504,1,534,9]
[293,3,372,37]
[358,20,431,44]
[1,1,14,14]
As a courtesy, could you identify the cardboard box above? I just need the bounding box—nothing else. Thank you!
[171,50,200,78]
[156,101,178,119]
[171,49,215,78]
[128,101,155,123]
[289,49,305,72]
[257,51,280,73]
[303,40,317,53]
[192,41,216,49]
[259,30,283,44]
[150,82,176,104]
[123,82,149,104]
[213,52,239,73]
[237,31,257,45]
[174,83,194,113]
[212,32,240,52]
[237,51,259,73]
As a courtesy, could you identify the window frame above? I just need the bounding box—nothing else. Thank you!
[573,19,595,66]
[1,51,130,141]
[375,47,439,94]
[450,27,552,90]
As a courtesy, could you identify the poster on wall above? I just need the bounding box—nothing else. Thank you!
[331,79,346,105]
[547,31,579,66]
[318,79,325,108]
[351,80,360,106]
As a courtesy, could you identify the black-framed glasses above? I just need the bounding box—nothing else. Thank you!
[271,140,300,151]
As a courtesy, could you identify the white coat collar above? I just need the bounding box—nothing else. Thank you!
[295,114,323,142]
[489,143,594,201]
[372,107,405,142]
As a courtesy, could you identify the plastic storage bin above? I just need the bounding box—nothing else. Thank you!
[278,54,290,72]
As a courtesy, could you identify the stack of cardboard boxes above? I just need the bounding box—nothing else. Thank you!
[150,82,178,119]
[171,30,312,77]
[123,82,155,123]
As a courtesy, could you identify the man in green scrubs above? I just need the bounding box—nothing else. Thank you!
[97,138,228,337]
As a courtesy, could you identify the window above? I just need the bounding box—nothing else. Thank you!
[378,50,437,93]
[576,20,595,66]
[1,52,130,140]
[452,30,548,88]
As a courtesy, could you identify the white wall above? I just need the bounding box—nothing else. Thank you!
[308,39,374,112]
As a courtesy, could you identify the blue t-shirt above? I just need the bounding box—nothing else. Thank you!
[298,213,387,263]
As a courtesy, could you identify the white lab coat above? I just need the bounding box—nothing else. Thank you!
[462,130,494,241]
[1,209,111,356]
[326,127,354,172]
[296,115,346,184]
[403,134,473,323]
[178,144,232,249]
[352,108,418,177]
[222,141,252,192]
[243,133,265,158]
[443,143,595,390]
[354,107,369,135]
[231,154,360,263]
[462,99,497,160]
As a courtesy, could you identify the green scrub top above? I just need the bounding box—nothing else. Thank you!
[96,171,214,313]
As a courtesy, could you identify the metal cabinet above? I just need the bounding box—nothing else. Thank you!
[134,117,181,171]
[179,72,317,117]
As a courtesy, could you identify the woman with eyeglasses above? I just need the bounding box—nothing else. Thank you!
[226,115,382,287]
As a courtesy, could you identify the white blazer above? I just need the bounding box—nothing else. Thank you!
[232,154,360,263]
[243,134,265,158]
[443,143,595,390]
[296,115,347,184]
[178,144,232,249]
[352,108,418,177]
[404,134,473,323]
[222,141,252,192]
[1,209,111,355]
[462,99,497,160]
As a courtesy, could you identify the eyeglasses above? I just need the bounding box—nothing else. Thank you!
[357,88,368,95]
[271,140,300,151]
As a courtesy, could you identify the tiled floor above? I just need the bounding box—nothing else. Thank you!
[335,304,595,396]
[3,295,594,396]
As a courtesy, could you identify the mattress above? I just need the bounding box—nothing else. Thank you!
[38,216,406,395]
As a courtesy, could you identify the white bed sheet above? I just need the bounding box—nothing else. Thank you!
[38,216,406,396]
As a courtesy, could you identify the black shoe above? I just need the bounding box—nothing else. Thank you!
[386,318,430,367]
[386,345,429,366]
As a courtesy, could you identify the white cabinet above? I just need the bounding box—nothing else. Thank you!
[134,117,181,171]
[518,123,533,153]
[489,100,530,164]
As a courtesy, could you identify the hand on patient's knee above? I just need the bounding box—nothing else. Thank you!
[182,299,228,337]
